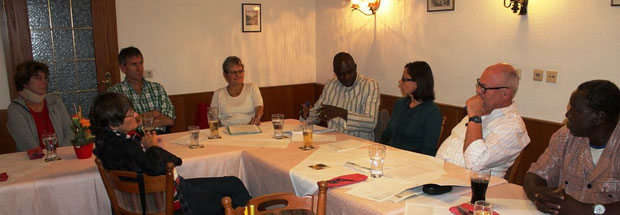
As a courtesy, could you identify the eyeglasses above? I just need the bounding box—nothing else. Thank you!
[226,70,245,75]
[476,78,509,93]
[401,77,415,82]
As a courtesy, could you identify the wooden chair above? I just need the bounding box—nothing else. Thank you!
[95,158,175,215]
[374,109,391,142]
[437,116,447,148]
[222,181,329,215]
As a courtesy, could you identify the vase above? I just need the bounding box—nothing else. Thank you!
[73,143,94,159]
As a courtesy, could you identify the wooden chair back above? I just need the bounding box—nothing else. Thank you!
[222,181,328,215]
[437,116,447,148]
[95,158,175,215]
[374,109,391,142]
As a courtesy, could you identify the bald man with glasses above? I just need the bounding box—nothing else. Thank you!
[435,63,530,177]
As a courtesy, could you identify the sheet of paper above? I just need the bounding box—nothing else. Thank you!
[226,125,262,135]
[320,139,370,152]
[345,177,414,202]
[389,186,424,203]
[291,133,337,142]
[489,198,543,215]
[405,195,468,215]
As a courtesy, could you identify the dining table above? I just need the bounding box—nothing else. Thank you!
[0,119,540,214]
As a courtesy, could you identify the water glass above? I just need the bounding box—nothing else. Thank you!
[300,121,314,150]
[470,170,491,203]
[141,112,154,134]
[473,200,493,215]
[208,107,221,139]
[271,114,284,139]
[188,126,200,149]
[368,145,386,178]
[42,133,60,162]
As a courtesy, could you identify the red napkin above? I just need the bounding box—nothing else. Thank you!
[449,203,500,215]
[27,147,44,160]
[0,172,7,182]
[326,173,368,188]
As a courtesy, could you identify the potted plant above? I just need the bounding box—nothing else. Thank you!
[71,106,96,159]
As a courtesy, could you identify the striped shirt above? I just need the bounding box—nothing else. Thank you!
[108,78,176,132]
[435,103,530,177]
[310,75,380,141]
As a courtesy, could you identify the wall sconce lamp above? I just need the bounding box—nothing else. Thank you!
[350,0,381,16]
[504,0,528,15]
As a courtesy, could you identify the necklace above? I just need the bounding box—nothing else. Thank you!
[227,85,243,97]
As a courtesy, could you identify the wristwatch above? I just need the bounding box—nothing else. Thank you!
[593,204,605,214]
[466,116,482,126]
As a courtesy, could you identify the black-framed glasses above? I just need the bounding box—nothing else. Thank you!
[226,70,245,75]
[401,77,415,82]
[476,78,508,93]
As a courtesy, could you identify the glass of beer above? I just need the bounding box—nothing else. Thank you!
[141,112,154,134]
[368,145,386,178]
[473,200,493,215]
[188,126,200,149]
[42,133,60,162]
[470,170,491,203]
[208,107,221,139]
[300,121,314,150]
[271,114,284,139]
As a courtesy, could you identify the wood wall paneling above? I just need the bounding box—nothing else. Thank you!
[0,110,17,154]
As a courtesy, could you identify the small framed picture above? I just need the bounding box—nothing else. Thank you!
[242,3,261,32]
[613,0,620,6]
[428,0,455,12]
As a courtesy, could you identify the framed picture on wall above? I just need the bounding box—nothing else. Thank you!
[242,3,261,32]
[613,0,620,6]
[428,0,455,12]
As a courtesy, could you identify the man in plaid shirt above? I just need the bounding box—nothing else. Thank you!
[108,47,175,134]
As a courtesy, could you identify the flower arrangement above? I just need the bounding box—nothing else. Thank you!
[70,105,95,146]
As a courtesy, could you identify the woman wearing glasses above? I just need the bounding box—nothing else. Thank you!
[92,92,251,214]
[7,61,74,151]
[380,61,443,156]
[211,56,264,126]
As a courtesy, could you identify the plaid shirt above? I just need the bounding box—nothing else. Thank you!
[108,78,176,132]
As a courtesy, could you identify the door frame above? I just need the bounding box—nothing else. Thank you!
[0,0,120,100]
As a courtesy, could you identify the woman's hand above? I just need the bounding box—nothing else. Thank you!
[141,131,159,149]
[249,115,262,125]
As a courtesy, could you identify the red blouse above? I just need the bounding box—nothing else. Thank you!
[28,100,55,148]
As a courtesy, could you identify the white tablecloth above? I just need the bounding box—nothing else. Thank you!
[0,120,536,215]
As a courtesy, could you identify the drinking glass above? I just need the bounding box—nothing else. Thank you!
[368,145,386,178]
[141,112,154,134]
[300,121,314,150]
[42,133,60,162]
[271,114,284,139]
[208,107,221,139]
[470,170,491,203]
[473,200,493,215]
[188,126,200,149]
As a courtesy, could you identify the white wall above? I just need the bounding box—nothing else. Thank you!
[316,0,620,123]
[0,33,10,109]
[116,0,316,95]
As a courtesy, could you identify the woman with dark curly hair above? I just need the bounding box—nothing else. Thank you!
[7,60,73,151]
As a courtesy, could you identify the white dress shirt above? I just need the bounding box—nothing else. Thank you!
[435,103,530,177]
[309,75,380,141]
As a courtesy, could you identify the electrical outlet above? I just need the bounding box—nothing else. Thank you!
[533,69,544,81]
[515,68,522,80]
[546,70,558,83]
[144,70,153,78]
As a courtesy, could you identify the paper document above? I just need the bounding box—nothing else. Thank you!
[346,177,414,202]
[226,125,262,135]
[320,139,370,152]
